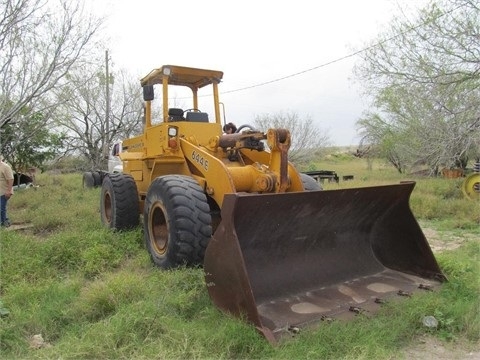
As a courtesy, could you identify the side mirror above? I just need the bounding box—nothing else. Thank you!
[143,85,154,101]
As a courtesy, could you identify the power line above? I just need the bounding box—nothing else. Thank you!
[220,2,466,96]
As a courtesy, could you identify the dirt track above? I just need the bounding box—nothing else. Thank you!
[397,228,480,360]
[399,335,480,360]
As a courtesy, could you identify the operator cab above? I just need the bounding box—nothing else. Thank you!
[140,65,223,127]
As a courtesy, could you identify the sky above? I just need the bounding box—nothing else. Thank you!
[87,0,425,146]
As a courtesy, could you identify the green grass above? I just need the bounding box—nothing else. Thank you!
[0,162,479,359]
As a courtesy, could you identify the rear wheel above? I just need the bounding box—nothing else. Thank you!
[83,172,95,188]
[92,171,102,187]
[300,173,323,191]
[144,175,212,269]
[100,173,139,230]
[97,171,108,185]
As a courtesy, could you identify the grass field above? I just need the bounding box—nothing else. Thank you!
[1,155,479,359]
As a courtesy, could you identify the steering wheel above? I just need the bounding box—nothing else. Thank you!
[235,124,258,133]
[183,108,201,114]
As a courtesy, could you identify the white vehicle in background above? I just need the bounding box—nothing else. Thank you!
[107,141,123,174]
[82,141,123,188]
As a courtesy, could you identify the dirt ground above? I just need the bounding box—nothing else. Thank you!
[399,335,480,360]
[397,227,480,360]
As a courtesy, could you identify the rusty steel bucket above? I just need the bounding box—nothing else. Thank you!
[204,181,446,344]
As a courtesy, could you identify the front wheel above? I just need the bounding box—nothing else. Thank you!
[300,173,323,191]
[100,173,139,230]
[144,175,212,269]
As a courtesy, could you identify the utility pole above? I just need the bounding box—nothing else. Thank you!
[104,50,111,162]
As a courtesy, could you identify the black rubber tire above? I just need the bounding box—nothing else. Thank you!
[300,173,323,191]
[92,171,101,187]
[100,173,139,230]
[98,171,108,184]
[144,175,212,269]
[83,172,95,188]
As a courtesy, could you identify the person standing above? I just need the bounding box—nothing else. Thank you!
[0,156,14,227]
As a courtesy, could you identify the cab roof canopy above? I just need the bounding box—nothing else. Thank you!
[140,65,224,89]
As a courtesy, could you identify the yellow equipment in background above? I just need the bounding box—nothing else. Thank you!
[462,160,480,200]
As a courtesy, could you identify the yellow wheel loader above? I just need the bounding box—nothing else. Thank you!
[100,65,446,344]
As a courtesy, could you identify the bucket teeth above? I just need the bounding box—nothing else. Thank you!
[287,325,300,335]
[418,284,433,291]
[397,290,412,297]
[321,315,335,323]
[349,306,365,314]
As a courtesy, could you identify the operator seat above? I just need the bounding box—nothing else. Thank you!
[168,108,185,121]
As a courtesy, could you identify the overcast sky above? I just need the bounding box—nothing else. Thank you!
[88,0,425,146]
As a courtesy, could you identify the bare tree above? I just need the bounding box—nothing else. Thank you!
[0,0,103,128]
[354,0,480,173]
[53,65,144,169]
[254,110,331,164]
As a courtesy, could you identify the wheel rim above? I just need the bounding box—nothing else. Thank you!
[103,191,112,224]
[462,173,480,200]
[149,203,168,255]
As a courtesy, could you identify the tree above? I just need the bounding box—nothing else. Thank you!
[357,113,407,173]
[0,110,64,173]
[0,0,103,168]
[354,0,480,174]
[53,65,144,170]
[254,110,331,164]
